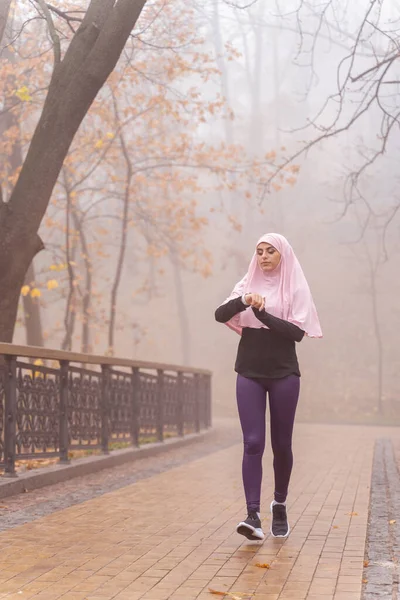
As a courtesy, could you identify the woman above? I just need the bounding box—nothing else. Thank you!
[215,233,322,540]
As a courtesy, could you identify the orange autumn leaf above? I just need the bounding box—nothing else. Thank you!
[364,560,369,567]
[348,512,358,516]
[255,563,270,569]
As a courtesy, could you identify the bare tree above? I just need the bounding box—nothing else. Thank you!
[265,0,400,240]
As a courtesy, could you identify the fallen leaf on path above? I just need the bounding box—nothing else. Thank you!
[347,512,358,516]
[208,590,252,599]
[389,520,396,525]
[364,560,369,567]
[363,578,368,584]
[332,526,339,529]
[0,505,9,509]
[255,563,270,569]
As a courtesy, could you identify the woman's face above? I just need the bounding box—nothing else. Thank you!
[256,242,281,272]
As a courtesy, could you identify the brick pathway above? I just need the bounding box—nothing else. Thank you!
[0,422,399,600]
[0,422,241,533]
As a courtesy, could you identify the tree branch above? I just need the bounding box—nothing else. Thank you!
[46,4,83,23]
[222,0,258,7]
[351,51,400,83]
[37,0,61,64]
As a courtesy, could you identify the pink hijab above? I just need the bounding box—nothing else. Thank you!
[223,233,322,338]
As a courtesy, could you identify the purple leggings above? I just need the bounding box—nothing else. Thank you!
[236,374,300,511]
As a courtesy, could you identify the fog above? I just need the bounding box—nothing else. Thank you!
[8,0,399,424]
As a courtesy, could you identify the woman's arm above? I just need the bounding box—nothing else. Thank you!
[215,296,248,323]
[252,307,305,342]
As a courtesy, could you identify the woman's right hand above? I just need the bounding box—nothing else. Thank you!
[244,293,264,310]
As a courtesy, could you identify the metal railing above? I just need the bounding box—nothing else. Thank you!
[0,343,212,476]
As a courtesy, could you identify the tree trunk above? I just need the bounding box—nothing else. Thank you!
[0,42,45,342]
[72,209,93,354]
[0,0,11,48]
[108,123,132,354]
[61,177,77,351]
[212,0,241,216]
[212,0,233,146]
[22,263,44,347]
[0,0,148,342]
[108,198,130,354]
[240,2,265,240]
[248,2,266,154]
[171,251,191,367]
[78,227,92,355]
[369,262,383,414]
[271,23,285,232]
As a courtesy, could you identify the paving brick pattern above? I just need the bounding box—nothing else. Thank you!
[0,422,399,600]
[0,422,241,533]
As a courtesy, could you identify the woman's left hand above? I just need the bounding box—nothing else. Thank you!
[247,293,264,310]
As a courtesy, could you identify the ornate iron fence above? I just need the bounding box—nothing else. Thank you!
[0,343,212,476]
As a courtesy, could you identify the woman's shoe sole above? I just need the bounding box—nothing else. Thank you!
[236,522,265,541]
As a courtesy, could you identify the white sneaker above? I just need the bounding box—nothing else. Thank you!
[236,510,265,541]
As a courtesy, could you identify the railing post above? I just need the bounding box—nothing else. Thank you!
[4,356,17,477]
[207,374,212,428]
[177,371,184,437]
[199,374,206,429]
[156,369,164,442]
[194,373,200,433]
[59,360,70,464]
[101,365,110,454]
[131,367,140,448]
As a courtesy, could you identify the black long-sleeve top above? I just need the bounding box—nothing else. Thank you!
[215,296,305,379]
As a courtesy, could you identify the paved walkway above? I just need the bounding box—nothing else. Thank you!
[0,421,399,600]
